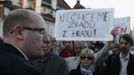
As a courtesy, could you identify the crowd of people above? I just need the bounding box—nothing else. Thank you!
[0,8,134,75]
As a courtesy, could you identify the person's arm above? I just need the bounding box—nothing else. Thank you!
[95,41,110,62]
[95,28,117,61]
[111,28,118,42]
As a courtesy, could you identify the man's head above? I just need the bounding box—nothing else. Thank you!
[3,9,46,59]
[110,42,119,54]
[74,41,83,55]
[119,34,133,53]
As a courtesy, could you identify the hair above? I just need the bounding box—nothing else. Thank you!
[3,9,35,37]
[80,48,95,60]
[95,41,104,50]
[119,34,133,46]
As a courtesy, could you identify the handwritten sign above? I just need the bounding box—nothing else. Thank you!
[113,17,131,35]
[55,8,114,41]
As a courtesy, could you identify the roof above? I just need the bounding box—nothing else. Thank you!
[57,0,71,9]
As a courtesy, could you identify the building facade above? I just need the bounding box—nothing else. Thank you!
[0,0,85,37]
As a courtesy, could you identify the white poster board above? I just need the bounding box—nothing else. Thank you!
[113,17,131,35]
[55,8,114,41]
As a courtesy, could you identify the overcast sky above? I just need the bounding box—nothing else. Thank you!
[65,0,134,30]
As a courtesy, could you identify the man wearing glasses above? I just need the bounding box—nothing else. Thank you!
[0,9,46,75]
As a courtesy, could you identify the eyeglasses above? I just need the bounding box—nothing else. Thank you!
[22,26,46,35]
[80,56,93,60]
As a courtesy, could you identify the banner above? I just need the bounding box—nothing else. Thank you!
[55,8,114,41]
[113,17,131,35]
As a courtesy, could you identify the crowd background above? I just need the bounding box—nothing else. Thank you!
[35,30,134,75]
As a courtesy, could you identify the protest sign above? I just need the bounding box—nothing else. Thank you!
[55,8,114,41]
[113,17,130,35]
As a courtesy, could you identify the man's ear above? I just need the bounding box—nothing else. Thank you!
[13,25,24,40]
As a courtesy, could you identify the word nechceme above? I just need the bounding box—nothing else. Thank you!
[59,11,110,29]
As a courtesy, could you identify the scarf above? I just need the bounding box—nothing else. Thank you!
[80,64,95,75]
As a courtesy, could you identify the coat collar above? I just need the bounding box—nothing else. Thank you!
[0,42,26,59]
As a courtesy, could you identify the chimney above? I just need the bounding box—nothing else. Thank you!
[51,0,57,10]
[77,0,80,4]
